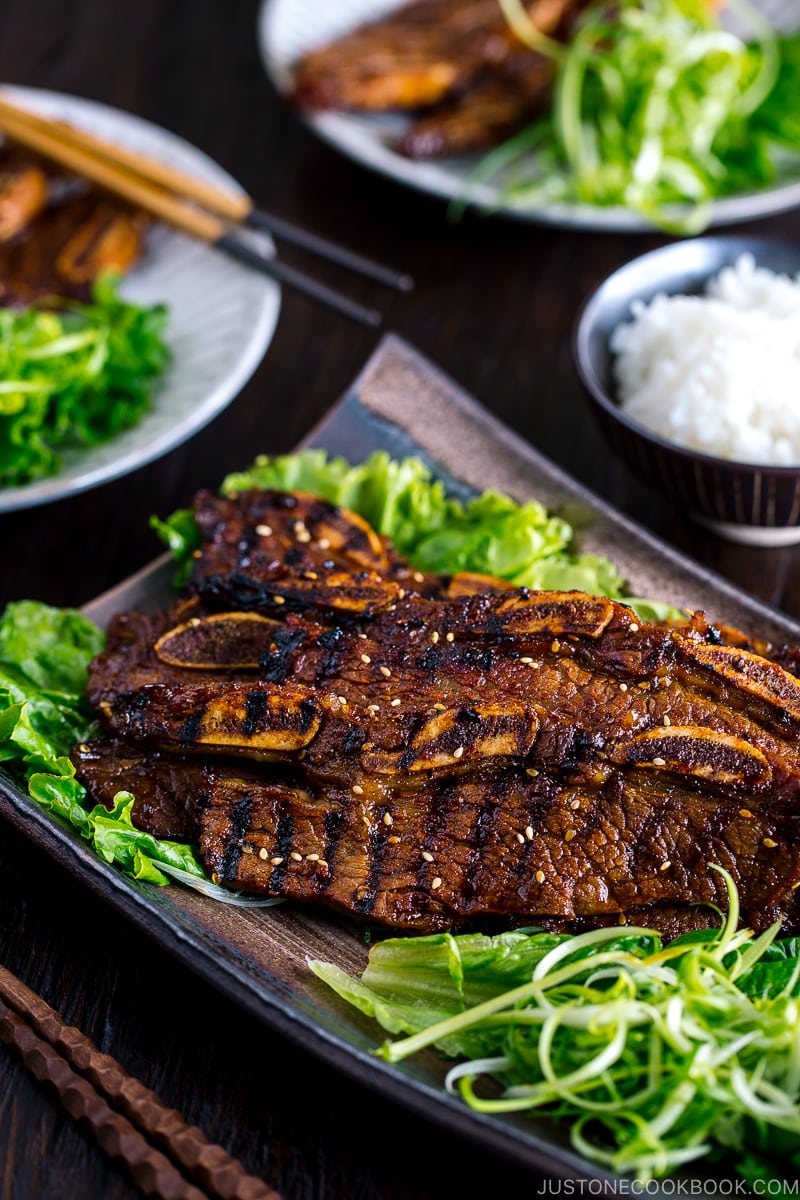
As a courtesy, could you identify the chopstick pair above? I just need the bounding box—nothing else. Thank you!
[0,959,280,1200]
[0,90,413,327]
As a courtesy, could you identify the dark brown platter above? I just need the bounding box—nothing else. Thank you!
[2,334,798,1190]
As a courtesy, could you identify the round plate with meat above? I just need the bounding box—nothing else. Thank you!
[258,0,800,233]
[0,87,281,513]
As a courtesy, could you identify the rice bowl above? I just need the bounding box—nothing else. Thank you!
[611,254,800,466]
[573,237,800,546]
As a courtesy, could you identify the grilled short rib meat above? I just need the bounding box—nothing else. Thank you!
[291,0,589,160]
[73,487,800,936]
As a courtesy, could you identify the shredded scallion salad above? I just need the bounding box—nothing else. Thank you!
[313,869,800,1186]
[460,0,800,233]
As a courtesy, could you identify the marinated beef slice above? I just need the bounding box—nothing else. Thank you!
[73,487,800,936]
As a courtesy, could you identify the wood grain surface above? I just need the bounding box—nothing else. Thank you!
[1,2,800,1197]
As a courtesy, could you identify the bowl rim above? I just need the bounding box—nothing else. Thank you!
[572,234,800,477]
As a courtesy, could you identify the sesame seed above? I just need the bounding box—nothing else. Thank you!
[446,632,455,642]
[383,813,393,826]
[398,588,406,600]
[431,631,440,644]
[255,524,272,536]
[526,768,539,777]
[629,623,639,633]
[551,640,560,653]
[652,757,667,767]
[570,799,581,810]
[565,829,576,842]
[390,698,401,707]
[361,653,371,664]
[422,851,434,862]
[338,695,348,706]
[763,838,778,849]
[317,860,329,869]
[431,876,443,890]
[78,743,91,753]
[242,845,254,855]
[516,832,525,844]
[290,852,303,862]
[273,595,285,606]
[659,861,671,871]
[525,825,534,841]
[306,853,319,862]
[352,785,364,795]
[663,715,671,726]
[520,657,533,665]
[358,632,367,640]
[296,531,311,544]
[388,835,401,844]
[305,571,318,580]
[380,666,392,678]
[270,856,284,866]
[433,702,447,711]
[618,914,627,926]
[317,537,331,550]
[739,808,753,818]
[413,572,425,582]
[619,683,628,692]
[453,746,464,759]
[258,848,269,860]
[535,870,545,884]
[366,704,379,713]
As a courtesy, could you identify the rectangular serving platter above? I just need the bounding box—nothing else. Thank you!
[3,333,800,1190]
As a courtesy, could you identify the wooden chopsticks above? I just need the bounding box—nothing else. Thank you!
[0,960,280,1200]
[0,90,413,327]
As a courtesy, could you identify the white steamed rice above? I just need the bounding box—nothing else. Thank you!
[610,253,800,465]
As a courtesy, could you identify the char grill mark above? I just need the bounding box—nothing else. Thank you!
[220,791,253,881]
[77,487,800,937]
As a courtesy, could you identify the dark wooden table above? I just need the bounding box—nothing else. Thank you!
[1,2,799,1196]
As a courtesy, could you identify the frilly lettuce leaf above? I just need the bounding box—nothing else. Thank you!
[0,600,204,885]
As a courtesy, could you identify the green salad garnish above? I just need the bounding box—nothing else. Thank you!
[464,0,800,233]
[152,448,681,622]
[312,869,800,1183]
[0,600,204,885]
[0,273,169,487]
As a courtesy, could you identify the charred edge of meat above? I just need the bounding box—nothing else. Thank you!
[191,571,400,620]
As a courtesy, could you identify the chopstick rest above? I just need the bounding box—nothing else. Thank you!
[0,963,279,1200]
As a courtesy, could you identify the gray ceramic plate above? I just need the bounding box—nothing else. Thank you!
[2,335,799,1189]
[0,87,281,513]
[258,0,800,233]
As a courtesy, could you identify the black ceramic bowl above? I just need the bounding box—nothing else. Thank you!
[573,236,800,546]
